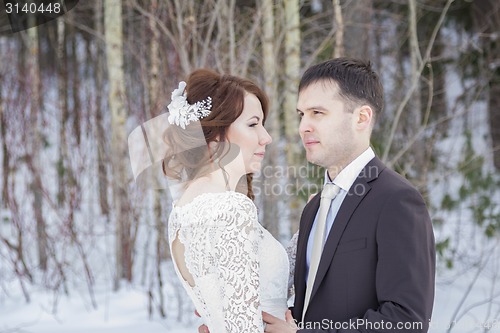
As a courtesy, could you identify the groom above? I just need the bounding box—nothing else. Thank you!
[263,58,435,332]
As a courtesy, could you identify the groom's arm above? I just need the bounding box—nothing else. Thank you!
[366,187,435,332]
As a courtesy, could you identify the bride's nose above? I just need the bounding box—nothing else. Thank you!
[260,128,272,145]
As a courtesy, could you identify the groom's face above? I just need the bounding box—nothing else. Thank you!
[296,80,358,171]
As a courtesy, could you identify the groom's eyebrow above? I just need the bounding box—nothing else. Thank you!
[297,106,328,112]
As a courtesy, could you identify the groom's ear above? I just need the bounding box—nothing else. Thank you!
[354,105,373,130]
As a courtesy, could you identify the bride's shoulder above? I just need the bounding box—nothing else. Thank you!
[175,189,253,211]
[216,191,256,213]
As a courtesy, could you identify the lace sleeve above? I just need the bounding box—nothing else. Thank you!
[285,230,299,299]
[214,199,264,332]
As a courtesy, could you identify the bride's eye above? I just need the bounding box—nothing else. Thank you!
[249,123,258,128]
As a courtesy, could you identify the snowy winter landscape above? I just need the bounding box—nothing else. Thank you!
[1,1,500,333]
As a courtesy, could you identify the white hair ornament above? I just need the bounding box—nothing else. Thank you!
[167,81,212,129]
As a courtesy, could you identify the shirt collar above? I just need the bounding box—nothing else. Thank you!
[324,147,375,192]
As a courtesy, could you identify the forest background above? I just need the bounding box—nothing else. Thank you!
[1,0,500,332]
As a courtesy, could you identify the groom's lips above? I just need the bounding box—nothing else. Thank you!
[304,139,319,147]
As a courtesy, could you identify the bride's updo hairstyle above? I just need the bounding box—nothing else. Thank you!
[162,69,269,200]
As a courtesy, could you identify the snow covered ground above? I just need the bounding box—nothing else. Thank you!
[2,251,499,333]
[1,260,201,333]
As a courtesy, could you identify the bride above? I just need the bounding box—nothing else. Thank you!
[162,69,296,332]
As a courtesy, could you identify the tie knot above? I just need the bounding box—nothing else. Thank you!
[321,183,340,200]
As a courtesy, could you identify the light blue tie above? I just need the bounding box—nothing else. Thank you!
[302,183,340,321]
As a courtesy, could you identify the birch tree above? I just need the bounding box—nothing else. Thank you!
[260,0,280,237]
[149,0,167,316]
[283,0,302,232]
[332,0,344,57]
[105,0,133,287]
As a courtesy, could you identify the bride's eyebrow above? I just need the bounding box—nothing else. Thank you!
[247,116,260,122]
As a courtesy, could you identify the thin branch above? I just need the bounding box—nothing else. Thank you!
[382,0,454,162]
[241,8,263,77]
[388,63,433,166]
[446,248,493,333]
[200,0,223,67]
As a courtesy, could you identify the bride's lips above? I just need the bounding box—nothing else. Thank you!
[254,152,265,158]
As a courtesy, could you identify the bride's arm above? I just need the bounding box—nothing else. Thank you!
[285,230,299,299]
[214,201,264,332]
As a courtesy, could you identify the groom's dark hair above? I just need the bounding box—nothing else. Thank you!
[299,58,384,123]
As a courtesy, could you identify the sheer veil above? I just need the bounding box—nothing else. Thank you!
[127,112,247,200]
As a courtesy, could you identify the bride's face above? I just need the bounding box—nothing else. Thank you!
[226,93,272,174]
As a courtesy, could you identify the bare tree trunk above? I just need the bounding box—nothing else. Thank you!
[0,71,8,208]
[154,194,166,317]
[94,0,110,217]
[148,0,161,120]
[342,0,372,59]
[489,78,500,169]
[407,0,424,183]
[171,0,192,74]
[416,8,448,196]
[216,0,237,73]
[332,0,344,58]
[57,18,69,206]
[105,0,132,288]
[26,24,48,271]
[283,0,302,233]
[69,10,81,146]
[148,0,167,316]
[472,0,500,170]
[260,0,280,238]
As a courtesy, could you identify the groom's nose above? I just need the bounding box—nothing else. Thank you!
[299,116,312,135]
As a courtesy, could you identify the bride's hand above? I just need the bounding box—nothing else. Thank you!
[262,310,297,332]
[198,325,209,333]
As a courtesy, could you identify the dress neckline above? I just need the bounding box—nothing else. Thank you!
[172,190,250,210]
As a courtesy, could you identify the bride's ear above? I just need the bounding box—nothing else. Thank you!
[208,140,219,151]
[208,139,220,160]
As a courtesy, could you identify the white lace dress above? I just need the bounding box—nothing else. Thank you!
[168,191,293,333]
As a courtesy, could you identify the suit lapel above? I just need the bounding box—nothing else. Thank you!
[294,193,321,316]
[308,157,385,304]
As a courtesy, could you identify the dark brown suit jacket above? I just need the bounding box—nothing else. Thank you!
[292,157,435,332]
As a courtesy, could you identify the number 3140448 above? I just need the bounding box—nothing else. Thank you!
[6,2,61,14]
